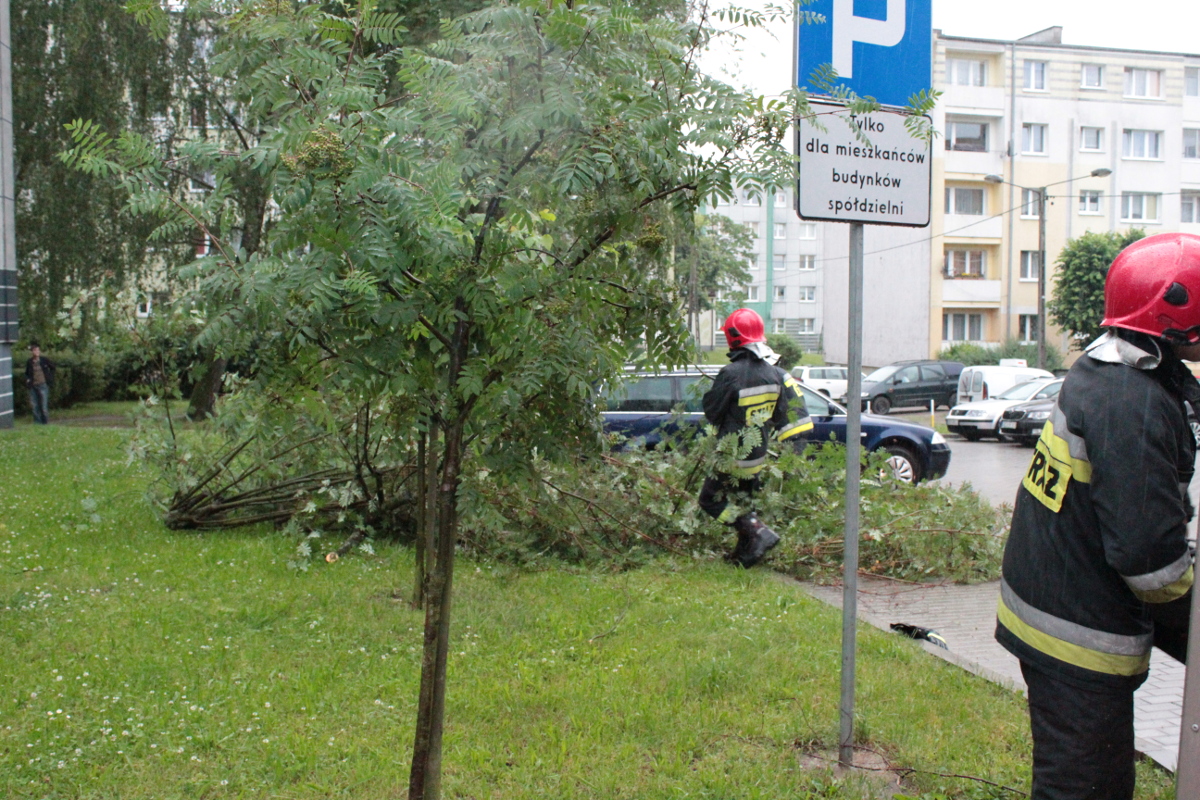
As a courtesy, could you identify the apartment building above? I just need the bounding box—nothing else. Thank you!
[931,26,1200,357]
[703,186,825,353]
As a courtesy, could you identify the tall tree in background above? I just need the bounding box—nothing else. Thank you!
[678,212,754,340]
[1048,228,1145,350]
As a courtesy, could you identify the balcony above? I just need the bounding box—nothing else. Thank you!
[940,85,1006,114]
[943,213,1002,239]
[942,278,1001,305]
[943,147,1005,177]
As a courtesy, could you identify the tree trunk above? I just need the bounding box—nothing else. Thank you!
[186,356,226,420]
[413,433,427,609]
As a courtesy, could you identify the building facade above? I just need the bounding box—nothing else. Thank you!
[931,26,1200,357]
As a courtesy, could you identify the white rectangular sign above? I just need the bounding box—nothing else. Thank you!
[795,102,931,228]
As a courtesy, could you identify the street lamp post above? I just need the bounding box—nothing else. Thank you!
[985,168,1111,370]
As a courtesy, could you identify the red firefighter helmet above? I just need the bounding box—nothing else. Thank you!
[722,308,766,349]
[1102,233,1200,343]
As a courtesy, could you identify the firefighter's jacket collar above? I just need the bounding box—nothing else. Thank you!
[1085,330,1162,370]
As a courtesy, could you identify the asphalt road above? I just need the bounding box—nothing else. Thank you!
[932,437,1031,507]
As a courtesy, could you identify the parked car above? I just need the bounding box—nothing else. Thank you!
[790,365,866,399]
[600,370,951,483]
[840,360,965,415]
[956,365,1055,404]
[1001,396,1200,448]
[946,378,1063,441]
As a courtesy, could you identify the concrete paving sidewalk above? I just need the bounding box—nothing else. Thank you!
[798,576,1185,772]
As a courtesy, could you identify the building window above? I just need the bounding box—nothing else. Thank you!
[944,249,986,278]
[194,233,213,256]
[1020,188,1042,218]
[1183,192,1200,223]
[714,195,731,207]
[1080,126,1104,151]
[943,312,984,342]
[945,120,987,152]
[798,223,816,240]
[747,255,759,271]
[1079,190,1102,214]
[798,318,815,334]
[746,285,760,301]
[774,191,788,208]
[774,222,787,239]
[744,221,759,237]
[1187,67,1200,97]
[774,286,786,300]
[1020,251,1040,281]
[1081,64,1104,89]
[136,298,153,318]
[772,318,786,334]
[773,253,786,270]
[1124,67,1163,98]
[1185,129,1200,159]
[798,255,816,271]
[1022,123,1048,154]
[945,185,984,215]
[1123,129,1162,159]
[1019,314,1039,343]
[798,286,816,302]
[948,57,986,86]
[1024,60,1047,91]
[739,188,761,206]
[1121,192,1160,222]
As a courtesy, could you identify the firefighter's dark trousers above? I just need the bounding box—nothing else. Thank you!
[1021,662,1137,800]
[698,473,760,524]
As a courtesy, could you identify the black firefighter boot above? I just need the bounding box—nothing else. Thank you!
[732,513,780,568]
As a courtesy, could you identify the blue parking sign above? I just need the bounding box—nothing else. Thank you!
[797,0,931,109]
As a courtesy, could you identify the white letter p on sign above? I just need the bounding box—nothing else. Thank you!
[832,0,906,79]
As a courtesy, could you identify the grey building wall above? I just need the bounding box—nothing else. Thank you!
[0,0,16,427]
[820,223,932,370]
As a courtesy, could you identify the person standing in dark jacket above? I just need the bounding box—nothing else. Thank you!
[996,233,1199,799]
[699,308,812,567]
[24,343,55,425]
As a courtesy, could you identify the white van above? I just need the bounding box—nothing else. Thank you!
[956,365,1055,404]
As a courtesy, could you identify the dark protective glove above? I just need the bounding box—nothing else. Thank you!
[1149,588,1191,663]
[890,622,948,650]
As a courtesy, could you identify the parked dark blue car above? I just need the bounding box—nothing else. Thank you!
[600,370,951,483]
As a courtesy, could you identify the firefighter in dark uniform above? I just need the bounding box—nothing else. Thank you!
[996,233,1199,799]
[699,308,813,567]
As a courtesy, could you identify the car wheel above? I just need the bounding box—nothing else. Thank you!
[883,444,921,484]
[945,392,957,409]
[961,430,980,442]
[870,396,891,415]
[820,389,831,397]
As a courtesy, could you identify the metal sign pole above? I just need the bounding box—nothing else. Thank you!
[838,221,865,767]
[1176,581,1200,794]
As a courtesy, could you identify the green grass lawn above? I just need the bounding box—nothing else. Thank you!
[0,426,1176,799]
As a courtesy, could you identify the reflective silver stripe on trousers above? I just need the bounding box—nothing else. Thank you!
[1123,549,1194,592]
[739,384,780,399]
[1048,403,1090,463]
[734,456,766,470]
[1000,579,1152,656]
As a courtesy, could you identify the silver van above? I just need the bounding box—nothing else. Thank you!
[956,365,1055,404]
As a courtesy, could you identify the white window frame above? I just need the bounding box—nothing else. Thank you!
[1124,67,1163,98]
[136,298,153,318]
[943,312,984,342]
[744,221,759,237]
[1024,60,1047,91]
[1018,314,1039,343]
[1079,190,1102,215]
[948,57,986,87]
[1123,129,1163,160]
[1185,129,1200,160]
[945,185,985,215]
[798,223,816,240]
[944,249,986,278]
[797,318,815,334]
[797,255,816,271]
[739,188,761,206]
[774,286,786,301]
[1121,192,1161,223]
[773,222,787,239]
[1187,67,1200,97]
[774,191,788,208]
[1183,192,1200,224]
[1080,64,1104,90]
[747,255,759,272]
[1019,250,1040,282]
[773,253,786,270]
[945,119,988,152]
[798,286,816,302]
[1020,188,1042,218]
[772,317,786,334]
[1022,123,1048,155]
[746,285,760,301]
[1080,126,1104,152]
